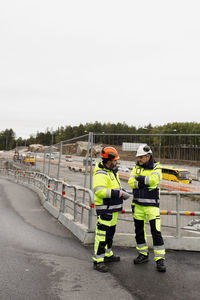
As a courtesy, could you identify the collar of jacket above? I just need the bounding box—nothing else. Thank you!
[98,161,119,175]
[136,156,156,170]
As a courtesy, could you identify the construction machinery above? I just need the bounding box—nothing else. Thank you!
[22,153,36,166]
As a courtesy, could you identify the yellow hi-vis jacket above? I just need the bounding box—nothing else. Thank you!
[93,162,123,215]
[128,157,162,207]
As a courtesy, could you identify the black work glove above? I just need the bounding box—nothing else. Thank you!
[138,182,146,189]
[136,175,146,189]
[136,175,145,184]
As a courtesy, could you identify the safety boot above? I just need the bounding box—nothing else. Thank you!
[134,253,149,264]
[104,255,120,263]
[156,259,166,272]
[93,262,108,273]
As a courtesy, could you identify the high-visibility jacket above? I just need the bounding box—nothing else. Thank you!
[93,162,123,215]
[128,157,162,207]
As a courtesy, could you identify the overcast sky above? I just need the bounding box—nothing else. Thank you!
[0,0,200,138]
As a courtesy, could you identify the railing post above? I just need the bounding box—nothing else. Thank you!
[88,190,94,232]
[74,187,77,221]
[46,178,51,202]
[60,183,66,213]
[53,180,58,206]
[176,193,181,237]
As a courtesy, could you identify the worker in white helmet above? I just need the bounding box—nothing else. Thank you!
[128,144,166,272]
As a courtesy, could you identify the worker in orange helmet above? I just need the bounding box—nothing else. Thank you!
[92,146,131,272]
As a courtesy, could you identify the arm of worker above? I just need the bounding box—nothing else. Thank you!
[93,174,123,204]
[136,167,162,188]
[128,168,139,189]
[93,172,112,200]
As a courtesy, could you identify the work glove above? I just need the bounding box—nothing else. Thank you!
[136,175,146,189]
[136,175,145,184]
[110,189,123,205]
[138,182,146,189]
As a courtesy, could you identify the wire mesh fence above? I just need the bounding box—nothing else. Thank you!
[1,132,200,239]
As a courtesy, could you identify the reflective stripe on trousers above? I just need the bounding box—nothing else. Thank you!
[92,212,118,263]
[133,205,165,261]
[136,243,149,256]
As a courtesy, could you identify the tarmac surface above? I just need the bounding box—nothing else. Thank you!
[1,177,200,300]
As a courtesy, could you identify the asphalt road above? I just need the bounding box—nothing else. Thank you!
[0,178,133,300]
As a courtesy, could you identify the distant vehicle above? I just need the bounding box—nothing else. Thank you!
[161,166,192,184]
[65,155,73,162]
[46,153,54,160]
[22,153,36,166]
[83,157,96,166]
[118,166,130,173]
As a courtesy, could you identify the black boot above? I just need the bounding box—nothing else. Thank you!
[134,253,149,264]
[93,262,108,273]
[156,259,166,272]
[104,255,120,263]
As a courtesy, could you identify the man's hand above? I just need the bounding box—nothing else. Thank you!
[136,175,145,183]
[119,190,123,197]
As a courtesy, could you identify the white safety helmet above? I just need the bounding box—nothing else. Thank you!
[136,144,152,157]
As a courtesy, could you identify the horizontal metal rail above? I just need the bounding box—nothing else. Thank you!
[0,168,94,231]
[1,168,200,237]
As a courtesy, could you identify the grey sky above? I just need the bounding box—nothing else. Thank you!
[0,0,200,138]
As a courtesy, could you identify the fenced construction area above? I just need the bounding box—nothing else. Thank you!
[1,132,200,251]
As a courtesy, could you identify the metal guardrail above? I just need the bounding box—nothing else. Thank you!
[1,168,200,239]
[0,168,94,232]
[119,190,200,238]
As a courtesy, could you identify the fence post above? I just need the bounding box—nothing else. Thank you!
[176,193,181,237]
[43,150,46,174]
[89,132,94,190]
[82,134,90,223]
[57,141,63,180]
[47,145,52,176]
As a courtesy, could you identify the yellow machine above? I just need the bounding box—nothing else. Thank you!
[22,153,36,166]
[161,166,192,184]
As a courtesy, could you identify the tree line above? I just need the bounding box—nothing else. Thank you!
[0,122,200,151]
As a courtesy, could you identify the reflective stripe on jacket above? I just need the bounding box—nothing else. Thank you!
[128,158,162,207]
[93,162,123,215]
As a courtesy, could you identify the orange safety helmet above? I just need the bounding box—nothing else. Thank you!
[101,147,120,160]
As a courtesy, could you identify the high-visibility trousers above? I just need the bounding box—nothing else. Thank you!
[133,204,165,261]
[92,212,118,263]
